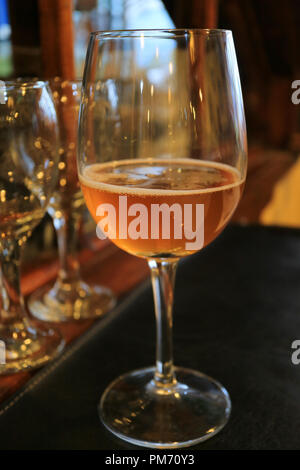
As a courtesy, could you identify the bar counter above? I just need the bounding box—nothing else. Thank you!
[1,224,300,450]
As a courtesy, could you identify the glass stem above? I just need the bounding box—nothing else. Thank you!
[0,239,25,323]
[53,209,81,286]
[148,259,178,388]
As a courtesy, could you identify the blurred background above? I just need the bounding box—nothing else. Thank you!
[0,0,299,267]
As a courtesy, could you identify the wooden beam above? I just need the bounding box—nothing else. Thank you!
[192,0,219,28]
[38,0,75,79]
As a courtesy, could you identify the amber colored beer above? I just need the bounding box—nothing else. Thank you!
[80,159,244,259]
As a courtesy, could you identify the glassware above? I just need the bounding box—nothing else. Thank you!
[77,29,247,448]
[0,80,65,374]
[28,78,116,322]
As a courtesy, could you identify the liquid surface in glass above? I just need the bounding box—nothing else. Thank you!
[80,158,244,259]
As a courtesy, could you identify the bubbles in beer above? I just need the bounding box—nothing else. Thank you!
[82,159,238,193]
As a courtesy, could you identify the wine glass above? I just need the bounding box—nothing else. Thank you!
[0,80,65,374]
[28,78,116,322]
[77,29,247,448]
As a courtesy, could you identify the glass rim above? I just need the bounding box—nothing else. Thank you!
[90,28,232,39]
[0,80,48,91]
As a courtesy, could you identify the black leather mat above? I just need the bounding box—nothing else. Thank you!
[1,224,300,450]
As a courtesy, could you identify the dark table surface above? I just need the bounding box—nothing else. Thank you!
[1,224,300,450]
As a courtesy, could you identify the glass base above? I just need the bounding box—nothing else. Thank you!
[28,280,116,322]
[0,320,65,375]
[99,366,231,449]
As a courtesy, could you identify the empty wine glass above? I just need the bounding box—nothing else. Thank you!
[0,80,65,374]
[28,78,116,322]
